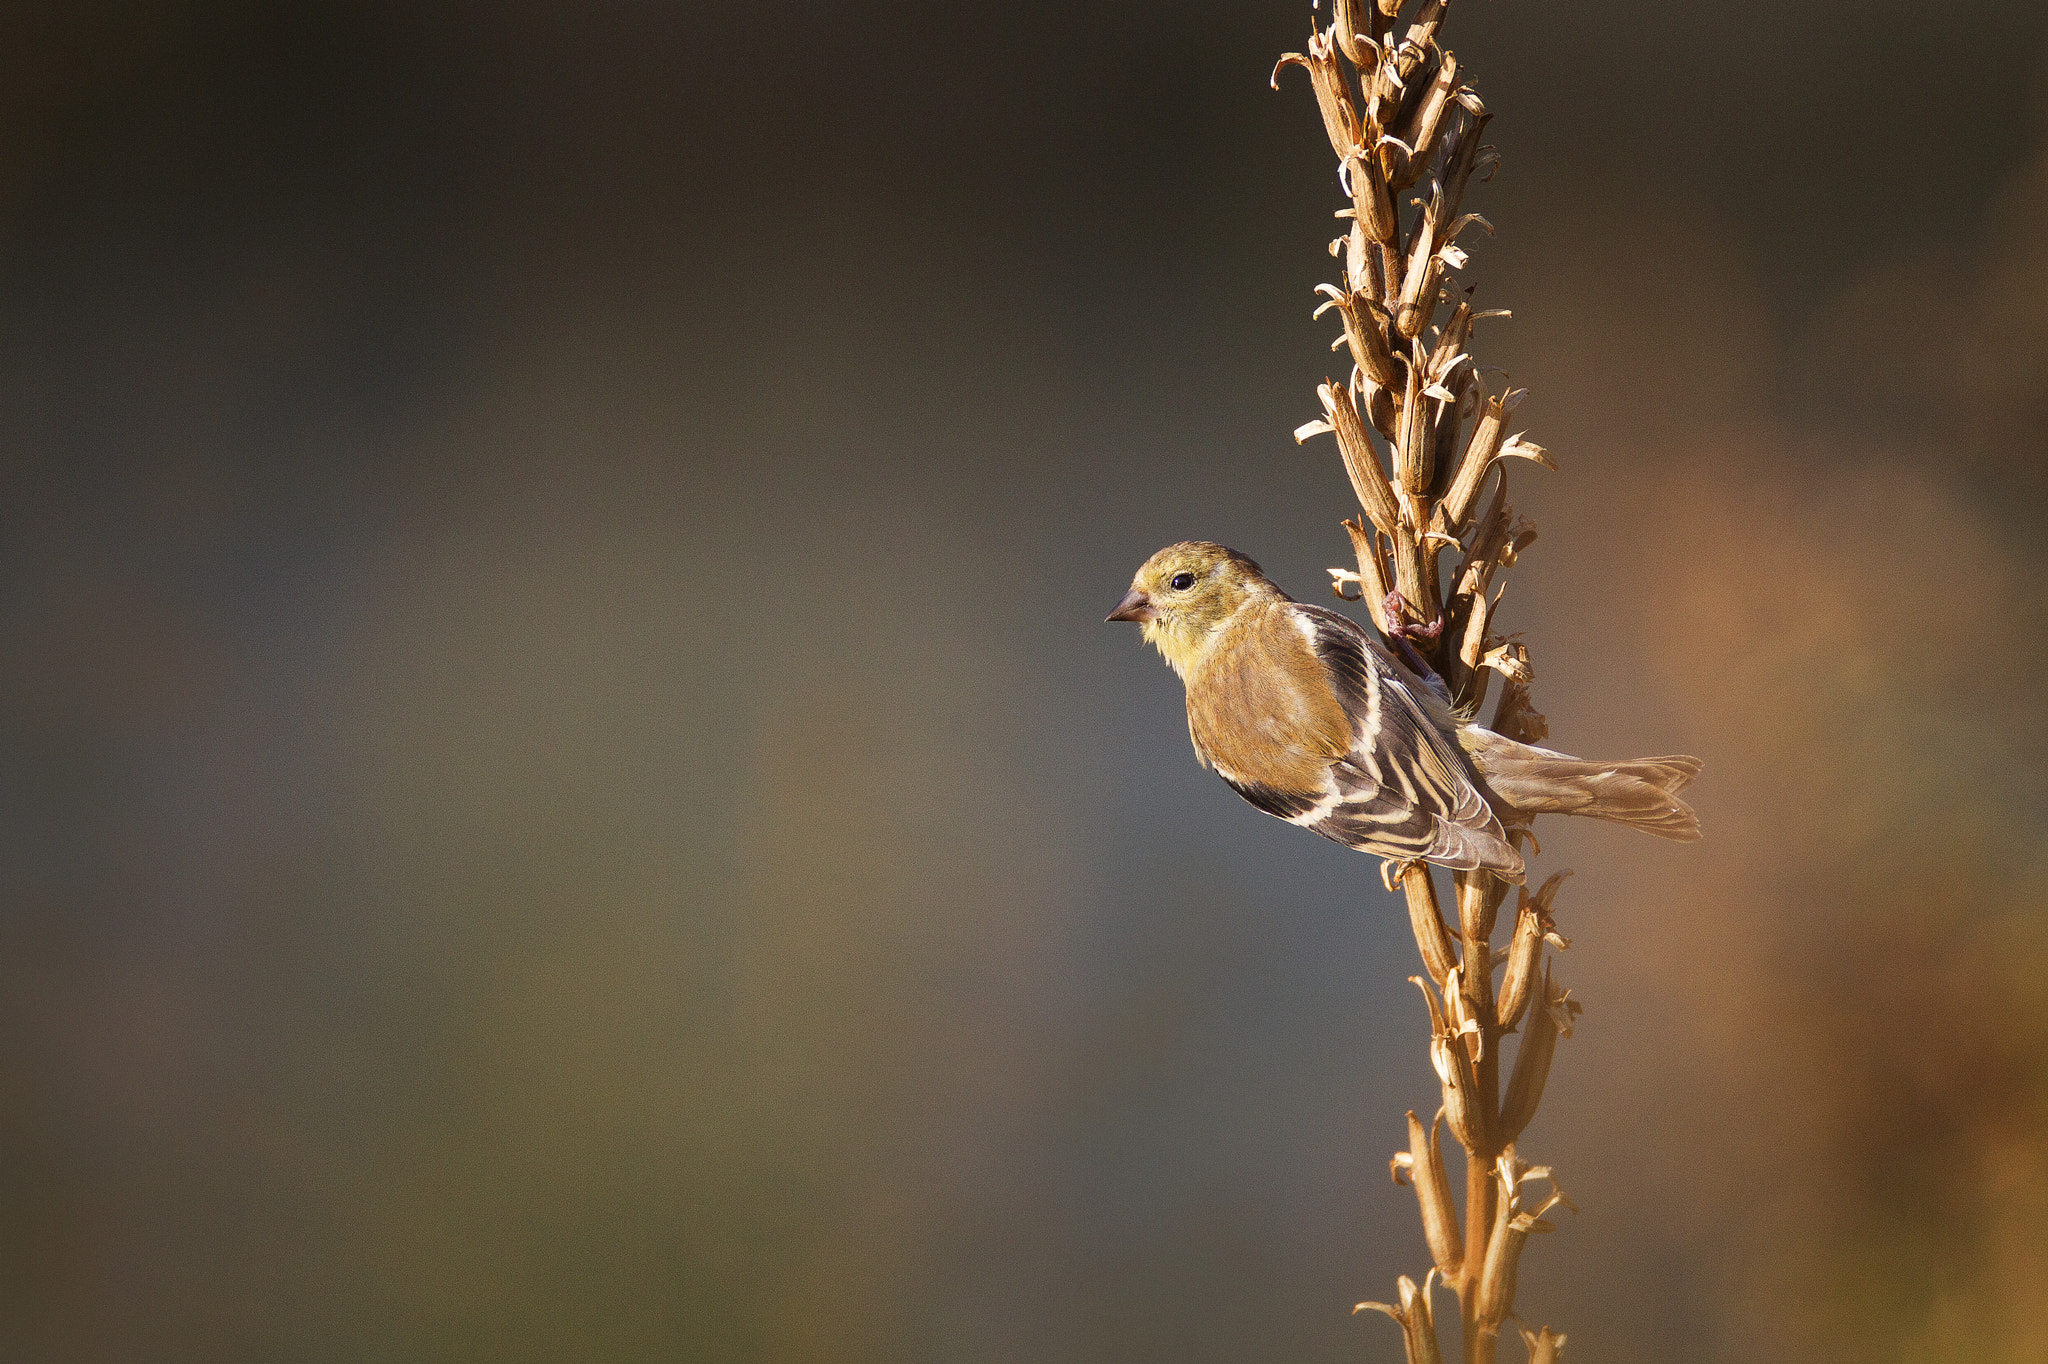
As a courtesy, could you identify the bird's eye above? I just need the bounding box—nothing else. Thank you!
[1170,571,1195,591]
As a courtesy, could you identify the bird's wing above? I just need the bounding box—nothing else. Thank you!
[1282,603,1524,879]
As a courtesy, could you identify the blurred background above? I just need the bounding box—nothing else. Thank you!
[0,1,2044,1360]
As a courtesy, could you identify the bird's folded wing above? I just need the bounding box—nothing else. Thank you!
[1286,604,1524,878]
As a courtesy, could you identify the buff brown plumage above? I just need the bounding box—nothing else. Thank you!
[1107,542,1701,881]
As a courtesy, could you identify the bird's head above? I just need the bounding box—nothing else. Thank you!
[1105,541,1277,674]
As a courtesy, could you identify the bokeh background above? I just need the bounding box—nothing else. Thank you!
[1,2,2045,1360]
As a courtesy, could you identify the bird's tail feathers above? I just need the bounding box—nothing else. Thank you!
[1466,735,1702,841]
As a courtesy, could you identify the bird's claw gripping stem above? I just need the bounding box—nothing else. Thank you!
[1380,592,1451,703]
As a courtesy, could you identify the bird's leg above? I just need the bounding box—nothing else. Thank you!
[1379,856,1430,894]
[1380,591,1453,706]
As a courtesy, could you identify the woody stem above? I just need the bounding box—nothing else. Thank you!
[1454,868,1503,1363]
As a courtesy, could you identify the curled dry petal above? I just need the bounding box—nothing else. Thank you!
[1500,434,1555,470]
[1445,213,1495,244]
[1547,984,1582,1039]
[1480,639,1532,683]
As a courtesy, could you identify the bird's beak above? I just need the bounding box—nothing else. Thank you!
[1105,588,1154,623]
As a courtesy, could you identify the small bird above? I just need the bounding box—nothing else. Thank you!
[1106,541,1700,883]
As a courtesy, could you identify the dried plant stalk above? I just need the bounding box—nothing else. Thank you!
[1278,3,1583,1359]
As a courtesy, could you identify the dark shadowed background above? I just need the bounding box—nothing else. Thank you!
[2,2,2046,1361]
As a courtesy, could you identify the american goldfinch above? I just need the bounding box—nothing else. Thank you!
[1106,541,1700,883]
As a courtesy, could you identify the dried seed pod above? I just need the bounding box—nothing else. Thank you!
[1394,49,1460,189]
[1501,963,1577,1141]
[1345,150,1400,243]
[1394,346,1433,496]
[1320,379,1401,536]
[1395,205,1445,339]
[1273,31,1362,159]
[1425,298,1475,383]
[1342,519,1396,621]
[1430,106,1493,230]
[1437,579,1491,713]
[1344,222,1376,297]
[1439,385,1525,530]
[1317,283,1402,389]
[1475,1204,1544,1335]
[1425,990,1481,1150]
[1355,369,1398,440]
[1393,0,1447,82]
[1332,0,1377,69]
[1428,355,1476,494]
[1477,1158,1574,1332]
[1498,871,1571,1029]
[1517,1325,1568,1363]
[1449,472,1514,605]
[1389,528,1436,638]
[1406,1109,1463,1276]
[1402,862,1456,985]
[1454,579,1496,672]
[1443,960,1484,1065]
[1355,1271,1444,1364]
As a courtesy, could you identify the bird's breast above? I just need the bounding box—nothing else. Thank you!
[1184,603,1351,796]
